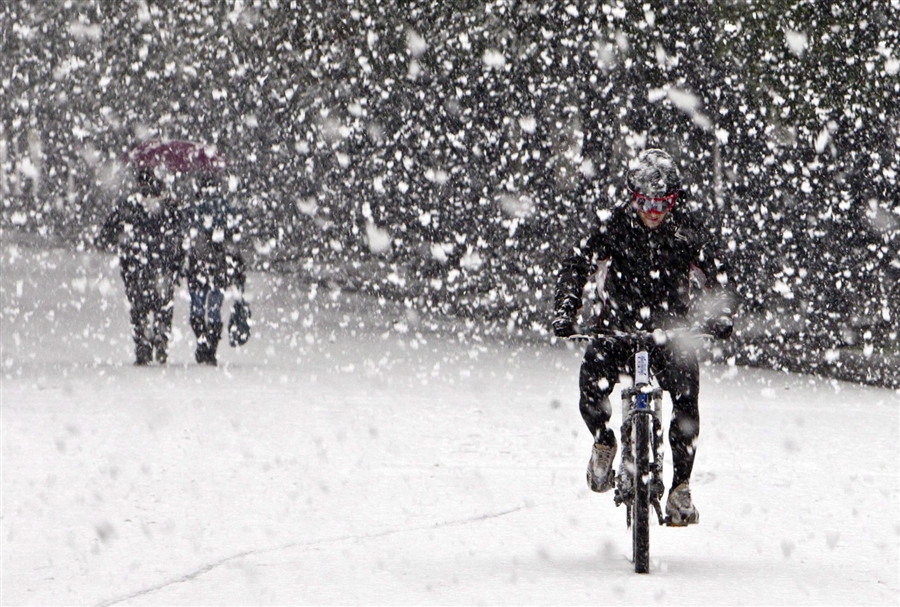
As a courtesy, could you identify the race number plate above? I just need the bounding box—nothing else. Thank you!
[635,351,649,384]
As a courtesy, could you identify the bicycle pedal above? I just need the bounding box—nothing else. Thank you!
[614,490,632,507]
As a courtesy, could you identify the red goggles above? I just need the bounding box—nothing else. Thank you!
[632,191,677,214]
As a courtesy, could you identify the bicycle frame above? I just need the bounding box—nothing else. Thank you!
[565,326,711,574]
[615,349,666,573]
[616,355,666,520]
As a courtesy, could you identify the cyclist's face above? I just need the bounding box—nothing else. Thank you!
[637,207,669,229]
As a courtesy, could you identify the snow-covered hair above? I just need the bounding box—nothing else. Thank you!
[135,168,163,196]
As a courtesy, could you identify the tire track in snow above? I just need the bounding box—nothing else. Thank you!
[95,499,568,607]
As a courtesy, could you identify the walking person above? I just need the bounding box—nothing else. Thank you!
[97,168,184,365]
[185,173,245,366]
[552,149,735,525]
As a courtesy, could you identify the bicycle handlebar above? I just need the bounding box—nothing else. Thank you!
[565,326,713,346]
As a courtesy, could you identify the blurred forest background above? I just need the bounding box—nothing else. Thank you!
[2,0,898,387]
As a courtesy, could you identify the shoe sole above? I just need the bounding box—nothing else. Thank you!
[588,475,615,493]
[664,514,699,527]
[587,465,616,493]
[587,439,617,494]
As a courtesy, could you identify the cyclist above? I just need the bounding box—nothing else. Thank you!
[552,148,734,526]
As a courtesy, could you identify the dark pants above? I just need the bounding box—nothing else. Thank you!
[124,273,174,363]
[579,337,700,489]
[190,286,224,361]
[190,287,224,325]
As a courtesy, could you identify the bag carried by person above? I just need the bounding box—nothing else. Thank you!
[228,298,251,347]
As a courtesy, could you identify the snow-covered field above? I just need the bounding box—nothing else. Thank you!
[2,240,898,606]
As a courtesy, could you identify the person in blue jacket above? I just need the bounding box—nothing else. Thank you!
[184,173,245,366]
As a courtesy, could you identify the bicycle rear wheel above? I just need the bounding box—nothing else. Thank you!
[633,411,650,573]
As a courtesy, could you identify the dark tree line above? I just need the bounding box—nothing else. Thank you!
[2,0,897,386]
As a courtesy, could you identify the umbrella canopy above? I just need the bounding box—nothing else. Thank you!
[126,139,226,173]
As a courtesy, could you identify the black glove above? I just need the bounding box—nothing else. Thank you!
[705,316,733,340]
[552,315,578,338]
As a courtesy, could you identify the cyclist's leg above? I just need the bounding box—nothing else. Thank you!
[655,345,700,489]
[578,339,625,434]
[579,340,628,492]
[656,345,701,524]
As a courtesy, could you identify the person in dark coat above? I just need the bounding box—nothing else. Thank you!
[552,149,734,526]
[97,168,184,365]
[184,173,245,366]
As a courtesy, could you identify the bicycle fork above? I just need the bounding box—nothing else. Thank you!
[615,383,666,527]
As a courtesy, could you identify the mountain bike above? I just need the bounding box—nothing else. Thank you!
[568,328,707,573]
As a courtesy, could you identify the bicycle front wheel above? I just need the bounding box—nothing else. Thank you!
[633,411,650,573]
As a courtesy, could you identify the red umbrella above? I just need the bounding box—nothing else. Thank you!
[126,139,227,172]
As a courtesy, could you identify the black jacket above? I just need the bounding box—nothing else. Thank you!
[184,196,245,291]
[97,193,184,287]
[554,202,732,332]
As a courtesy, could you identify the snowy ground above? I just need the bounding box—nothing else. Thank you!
[2,239,898,606]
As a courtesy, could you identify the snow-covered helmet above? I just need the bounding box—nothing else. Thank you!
[626,149,681,197]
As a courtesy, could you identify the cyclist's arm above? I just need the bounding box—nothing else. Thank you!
[554,230,610,321]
